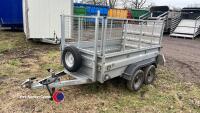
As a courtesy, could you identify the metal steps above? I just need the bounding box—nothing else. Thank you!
[173,26,198,34]
[170,19,200,39]
[170,33,194,38]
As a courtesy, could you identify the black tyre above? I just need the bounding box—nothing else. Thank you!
[127,70,145,91]
[62,46,82,72]
[144,65,156,85]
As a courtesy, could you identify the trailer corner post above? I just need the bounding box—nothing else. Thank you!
[160,20,165,45]
[78,17,81,47]
[100,17,107,82]
[92,11,100,82]
[101,18,107,56]
[60,15,66,64]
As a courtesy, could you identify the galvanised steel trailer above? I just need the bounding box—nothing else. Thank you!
[22,13,165,99]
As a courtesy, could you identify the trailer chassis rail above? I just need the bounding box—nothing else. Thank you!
[21,69,92,99]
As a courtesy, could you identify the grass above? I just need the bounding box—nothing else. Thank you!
[8,59,22,66]
[0,31,27,53]
[40,50,63,71]
[0,31,200,113]
[87,68,200,113]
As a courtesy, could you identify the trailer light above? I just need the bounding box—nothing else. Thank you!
[52,91,64,103]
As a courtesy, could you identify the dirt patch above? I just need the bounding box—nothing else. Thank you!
[162,36,200,84]
[0,75,8,85]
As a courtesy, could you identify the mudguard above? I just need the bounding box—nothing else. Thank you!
[156,54,166,66]
[123,58,156,81]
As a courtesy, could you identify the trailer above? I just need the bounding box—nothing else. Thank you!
[23,0,73,44]
[22,13,165,100]
[140,6,181,33]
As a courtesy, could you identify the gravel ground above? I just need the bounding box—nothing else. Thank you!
[162,35,200,84]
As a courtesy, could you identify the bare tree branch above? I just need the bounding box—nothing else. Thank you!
[108,0,117,8]
[121,0,129,9]
[81,0,115,7]
[80,0,146,9]
[139,0,146,8]
[129,0,147,9]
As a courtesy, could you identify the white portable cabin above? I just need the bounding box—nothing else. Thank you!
[23,0,73,44]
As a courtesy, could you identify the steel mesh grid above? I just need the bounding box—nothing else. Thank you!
[62,15,164,55]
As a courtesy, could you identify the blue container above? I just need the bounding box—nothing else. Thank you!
[74,3,109,16]
[0,0,23,28]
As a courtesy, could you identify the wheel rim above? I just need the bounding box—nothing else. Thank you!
[133,72,143,89]
[147,67,155,83]
[65,52,74,68]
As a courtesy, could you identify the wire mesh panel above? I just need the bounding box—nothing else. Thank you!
[104,18,164,53]
[63,15,104,53]
[61,15,164,56]
[125,20,163,48]
[102,19,125,54]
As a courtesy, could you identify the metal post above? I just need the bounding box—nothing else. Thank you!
[101,18,106,56]
[159,20,165,45]
[103,19,107,56]
[139,21,143,49]
[151,21,155,46]
[193,19,197,39]
[92,11,100,82]
[109,20,113,39]
[194,16,200,39]
[100,18,107,81]
[60,15,66,51]
[100,18,105,54]
[60,15,66,65]
[123,20,128,51]
[78,17,81,47]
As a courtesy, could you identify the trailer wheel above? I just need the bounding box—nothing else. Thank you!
[127,70,144,91]
[144,65,156,85]
[62,46,82,72]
